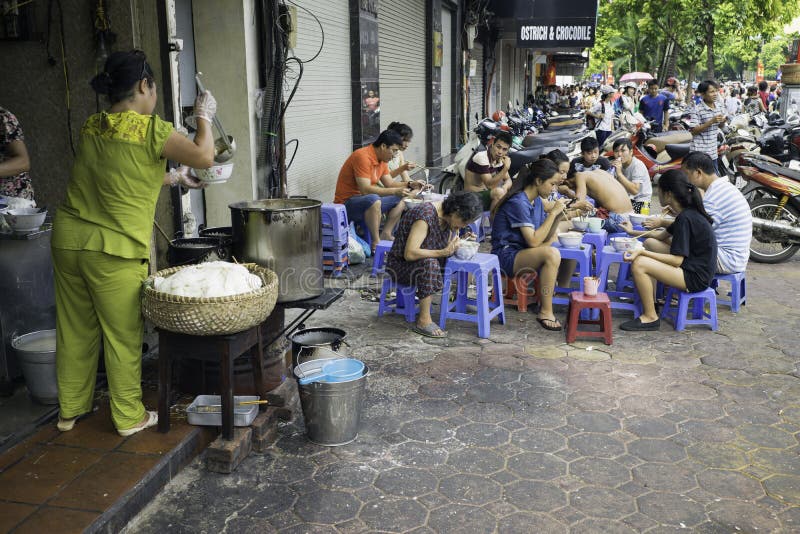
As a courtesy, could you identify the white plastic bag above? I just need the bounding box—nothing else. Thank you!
[348,235,366,264]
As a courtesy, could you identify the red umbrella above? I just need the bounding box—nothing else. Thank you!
[619,72,654,82]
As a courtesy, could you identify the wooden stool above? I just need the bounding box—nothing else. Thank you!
[158,324,265,440]
[498,272,540,312]
[565,291,613,345]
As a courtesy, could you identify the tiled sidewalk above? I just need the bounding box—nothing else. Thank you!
[0,392,215,534]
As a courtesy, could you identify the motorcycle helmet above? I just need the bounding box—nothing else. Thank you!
[492,110,507,122]
[499,123,511,132]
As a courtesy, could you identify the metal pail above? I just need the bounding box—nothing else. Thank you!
[296,365,368,446]
[288,327,347,370]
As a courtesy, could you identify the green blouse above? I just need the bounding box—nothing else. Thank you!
[52,111,173,260]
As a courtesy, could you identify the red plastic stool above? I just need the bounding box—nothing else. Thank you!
[565,291,613,345]
[498,272,541,312]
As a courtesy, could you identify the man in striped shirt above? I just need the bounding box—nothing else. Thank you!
[644,152,751,274]
[689,81,727,175]
[682,152,751,273]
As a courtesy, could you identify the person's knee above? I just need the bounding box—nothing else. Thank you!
[545,247,561,267]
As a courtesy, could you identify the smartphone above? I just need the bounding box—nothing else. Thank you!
[566,198,578,207]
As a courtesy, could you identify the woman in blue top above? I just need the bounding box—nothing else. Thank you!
[491,159,590,331]
[619,169,717,331]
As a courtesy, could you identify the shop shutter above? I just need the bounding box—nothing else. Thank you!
[378,0,427,166]
[441,8,453,158]
[468,42,484,130]
[283,0,352,201]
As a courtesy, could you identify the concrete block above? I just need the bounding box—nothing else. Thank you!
[205,427,252,474]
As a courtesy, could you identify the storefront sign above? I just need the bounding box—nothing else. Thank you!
[517,17,596,48]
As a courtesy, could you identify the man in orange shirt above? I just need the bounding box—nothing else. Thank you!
[335,129,418,249]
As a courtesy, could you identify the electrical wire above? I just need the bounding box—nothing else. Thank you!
[282,0,324,64]
[45,0,75,155]
[284,138,298,170]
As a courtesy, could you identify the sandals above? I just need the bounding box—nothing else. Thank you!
[536,316,563,331]
[118,411,158,437]
[620,318,661,331]
[57,406,98,432]
[412,323,447,338]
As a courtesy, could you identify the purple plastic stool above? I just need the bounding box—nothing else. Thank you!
[377,278,419,323]
[551,242,594,307]
[595,246,641,317]
[439,253,506,339]
[660,286,718,331]
[711,271,746,313]
[581,229,607,263]
[371,240,393,276]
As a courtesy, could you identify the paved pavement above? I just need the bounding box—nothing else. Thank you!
[124,121,800,534]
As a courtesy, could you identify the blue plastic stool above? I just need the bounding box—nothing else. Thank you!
[322,203,349,232]
[582,229,607,265]
[660,286,718,331]
[378,278,420,323]
[371,240,393,276]
[439,253,506,339]
[595,246,641,318]
[551,242,594,307]
[711,272,746,313]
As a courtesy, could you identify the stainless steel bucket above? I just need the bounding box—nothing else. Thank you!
[288,327,347,370]
[12,329,58,405]
[296,365,368,446]
[229,199,323,303]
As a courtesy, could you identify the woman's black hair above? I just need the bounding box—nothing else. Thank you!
[442,191,482,223]
[372,129,404,148]
[387,121,413,140]
[542,148,569,166]
[90,50,154,104]
[492,159,558,217]
[657,169,713,224]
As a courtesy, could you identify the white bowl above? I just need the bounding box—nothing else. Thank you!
[571,217,589,231]
[403,198,424,209]
[629,213,647,226]
[558,231,583,249]
[610,236,640,252]
[421,192,445,202]
[191,162,234,183]
[586,217,604,233]
[3,208,47,232]
[454,240,479,260]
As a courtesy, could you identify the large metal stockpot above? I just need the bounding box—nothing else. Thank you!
[229,199,323,303]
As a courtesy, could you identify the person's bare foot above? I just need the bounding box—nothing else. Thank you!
[379,233,395,241]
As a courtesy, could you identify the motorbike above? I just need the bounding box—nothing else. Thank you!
[735,152,800,263]
[755,116,800,163]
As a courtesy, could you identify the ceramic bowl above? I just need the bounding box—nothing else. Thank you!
[629,213,647,226]
[191,162,234,183]
[610,236,641,252]
[454,240,479,260]
[403,198,424,209]
[586,217,604,232]
[558,231,583,249]
[571,217,589,231]
[3,208,47,232]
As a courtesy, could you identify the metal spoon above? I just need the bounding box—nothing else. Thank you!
[195,73,236,163]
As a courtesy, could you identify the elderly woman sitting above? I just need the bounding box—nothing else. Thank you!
[385,192,482,338]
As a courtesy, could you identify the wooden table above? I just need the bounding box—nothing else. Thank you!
[158,324,265,440]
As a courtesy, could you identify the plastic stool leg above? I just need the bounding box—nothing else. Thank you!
[439,271,453,330]
[378,278,392,317]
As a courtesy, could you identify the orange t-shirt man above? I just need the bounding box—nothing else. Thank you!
[334,145,389,204]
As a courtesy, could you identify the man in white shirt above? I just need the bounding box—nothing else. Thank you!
[611,138,652,213]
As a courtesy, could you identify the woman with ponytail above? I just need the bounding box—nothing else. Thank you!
[51,50,217,436]
[619,169,717,331]
[491,159,591,331]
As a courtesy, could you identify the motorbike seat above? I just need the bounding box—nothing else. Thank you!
[750,158,800,182]
[509,148,544,176]
[664,143,691,160]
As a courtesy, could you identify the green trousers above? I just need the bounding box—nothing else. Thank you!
[52,248,148,430]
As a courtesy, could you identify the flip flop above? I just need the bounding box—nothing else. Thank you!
[536,317,563,331]
[412,323,447,338]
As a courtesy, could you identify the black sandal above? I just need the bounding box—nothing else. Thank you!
[536,317,563,331]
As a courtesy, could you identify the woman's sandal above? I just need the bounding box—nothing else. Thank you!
[57,406,99,432]
[118,411,158,437]
[536,316,563,331]
[412,323,447,338]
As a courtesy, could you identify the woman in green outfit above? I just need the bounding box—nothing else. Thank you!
[52,50,216,436]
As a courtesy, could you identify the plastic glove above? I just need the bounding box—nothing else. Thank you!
[193,90,217,123]
[169,166,207,189]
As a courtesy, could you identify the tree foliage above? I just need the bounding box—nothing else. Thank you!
[589,0,799,82]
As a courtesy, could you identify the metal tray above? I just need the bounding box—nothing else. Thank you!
[186,394,259,427]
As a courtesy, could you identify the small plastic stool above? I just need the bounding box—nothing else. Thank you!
[660,286,718,331]
[377,278,420,323]
[498,272,541,312]
[551,242,594,307]
[321,203,349,234]
[439,253,506,339]
[565,291,613,345]
[595,246,640,317]
[711,271,746,313]
[371,240,393,276]
[581,229,607,263]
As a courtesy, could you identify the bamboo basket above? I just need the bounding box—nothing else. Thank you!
[141,263,278,336]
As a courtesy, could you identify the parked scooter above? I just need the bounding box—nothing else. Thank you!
[735,153,800,263]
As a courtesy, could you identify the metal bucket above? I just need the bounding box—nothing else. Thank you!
[288,327,347,370]
[229,199,323,303]
[296,364,368,446]
[12,329,58,405]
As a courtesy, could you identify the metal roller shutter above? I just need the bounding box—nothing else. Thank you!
[283,0,351,201]
[378,0,426,166]
[441,8,452,158]
[468,42,483,130]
